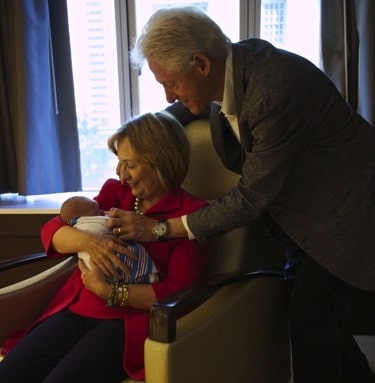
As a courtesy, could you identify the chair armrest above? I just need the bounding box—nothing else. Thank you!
[0,256,77,346]
[0,252,75,273]
[0,252,48,272]
[149,270,284,342]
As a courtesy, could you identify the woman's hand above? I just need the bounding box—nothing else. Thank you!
[83,231,136,279]
[79,259,157,310]
[108,208,158,241]
[78,259,110,300]
[52,225,136,279]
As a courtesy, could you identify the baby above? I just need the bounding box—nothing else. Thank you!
[60,196,158,283]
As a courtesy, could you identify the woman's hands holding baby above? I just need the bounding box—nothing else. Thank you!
[83,231,136,279]
[78,258,110,300]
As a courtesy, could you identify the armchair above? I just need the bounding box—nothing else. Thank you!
[0,119,291,382]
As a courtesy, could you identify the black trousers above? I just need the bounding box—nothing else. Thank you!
[265,215,375,383]
[0,311,128,383]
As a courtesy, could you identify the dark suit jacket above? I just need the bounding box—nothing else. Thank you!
[167,38,375,291]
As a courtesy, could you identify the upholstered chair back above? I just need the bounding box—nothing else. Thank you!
[181,119,284,277]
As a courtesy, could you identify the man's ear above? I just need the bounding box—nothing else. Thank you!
[193,53,211,77]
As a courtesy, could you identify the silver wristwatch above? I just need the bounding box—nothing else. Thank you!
[152,220,168,241]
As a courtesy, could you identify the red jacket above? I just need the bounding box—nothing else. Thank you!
[3,179,209,380]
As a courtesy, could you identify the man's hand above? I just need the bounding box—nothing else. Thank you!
[108,208,158,241]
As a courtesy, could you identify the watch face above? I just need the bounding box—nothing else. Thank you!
[153,222,167,236]
[152,221,168,239]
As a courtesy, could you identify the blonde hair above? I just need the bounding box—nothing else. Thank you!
[108,112,189,191]
[131,6,231,74]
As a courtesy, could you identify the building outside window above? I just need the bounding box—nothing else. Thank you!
[262,0,287,44]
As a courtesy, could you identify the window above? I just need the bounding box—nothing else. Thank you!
[67,0,320,190]
[260,0,320,66]
[67,0,121,190]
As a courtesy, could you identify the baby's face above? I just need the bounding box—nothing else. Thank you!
[87,200,105,216]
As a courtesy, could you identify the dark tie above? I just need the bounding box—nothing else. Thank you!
[209,104,244,174]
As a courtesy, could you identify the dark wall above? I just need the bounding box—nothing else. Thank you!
[0,214,61,287]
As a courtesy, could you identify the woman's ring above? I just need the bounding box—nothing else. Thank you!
[116,227,122,234]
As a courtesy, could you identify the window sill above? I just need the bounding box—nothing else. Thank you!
[0,192,97,214]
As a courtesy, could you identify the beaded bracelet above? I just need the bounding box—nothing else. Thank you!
[106,281,119,307]
[106,281,128,307]
[118,284,129,307]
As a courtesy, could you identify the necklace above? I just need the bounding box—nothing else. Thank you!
[134,197,143,214]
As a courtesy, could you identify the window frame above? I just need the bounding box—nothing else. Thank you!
[115,0,261,121]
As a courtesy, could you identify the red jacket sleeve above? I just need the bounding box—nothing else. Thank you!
[40,216,69,258]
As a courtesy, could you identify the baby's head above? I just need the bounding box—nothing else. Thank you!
[60,196,104,224]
